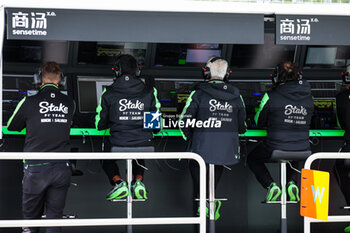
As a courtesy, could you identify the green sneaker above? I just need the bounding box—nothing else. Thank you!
[266,182,281,202]
[196,203,209,217]
[131,180,148,199]
[214,200,222,221]
[287,181,300,202]
[106,181,129,200]
[344,225,350,232]
[196,201,221,221]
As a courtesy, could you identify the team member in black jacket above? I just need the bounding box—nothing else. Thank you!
[247,61,313,202]
[96,54,160,200]
[180,57,246,220]
[335,66,350,233]
[7,62,74,233]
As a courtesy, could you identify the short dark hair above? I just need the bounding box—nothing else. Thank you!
[277,61,299,83]
[40,62,61,84]
[116,54,137,76]
[41,61,61,77]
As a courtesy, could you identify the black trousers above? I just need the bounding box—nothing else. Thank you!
[102,146,154,186]
[335,142,350,206]
[247,142,302,189]
[189,160,224,199]
[22,163,71,233]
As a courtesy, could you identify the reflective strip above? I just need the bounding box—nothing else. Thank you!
[178,90,196,141]
[240,95,247,127]
[7,97,26,128]
[254,93,269,125]
[95,88,107,129]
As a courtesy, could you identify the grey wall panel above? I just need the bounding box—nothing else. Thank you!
[7,8,264,44]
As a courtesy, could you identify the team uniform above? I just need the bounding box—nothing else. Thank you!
[95,74,160,199]
[247,80,313,200]
[180,80,246,219]
[7,84,74,233]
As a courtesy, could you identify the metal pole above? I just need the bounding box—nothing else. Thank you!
[0,5,5,139]
[281,162,287,233]
[209,164,215,233]
[126,159,133,233]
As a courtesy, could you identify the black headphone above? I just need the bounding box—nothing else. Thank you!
[342,72,350,84]
[112,55,141,79]
[33,69,66,88]
[202,57,231,82]
[271,66,303,86]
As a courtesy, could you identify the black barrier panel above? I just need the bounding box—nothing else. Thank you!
[6,8,264,44]
[276,15,350,45]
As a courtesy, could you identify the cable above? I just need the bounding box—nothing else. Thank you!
[287,161,301,174]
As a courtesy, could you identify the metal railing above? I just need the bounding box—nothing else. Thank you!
[304,152,350,233]
[0,152,206,233]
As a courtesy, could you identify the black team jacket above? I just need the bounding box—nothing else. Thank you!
[180,81,246,165]
[7,84,75,165]
[95,75,161,147]
[336,88,350,143]
[255,80,314,151]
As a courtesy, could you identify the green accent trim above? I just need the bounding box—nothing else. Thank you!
[40,84,59,90]
[208,80,225,83]
[170,91,177,94]
[7,97,27,128]
[28,162,50,167]
[95,88,107,129]
[254,93,269,125]
[1,127,346,137]
[178,90,196,140]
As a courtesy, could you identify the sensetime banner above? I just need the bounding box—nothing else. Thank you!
[6,8,264,44]
[300,169,330,221]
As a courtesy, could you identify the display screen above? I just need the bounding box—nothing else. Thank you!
[231,33,296,68]
[2,74,68,126]
[78,42,147,65]
[305,47,337,65]
[154,43,222,67]
[77,77,113,113]
[304,46,350,68]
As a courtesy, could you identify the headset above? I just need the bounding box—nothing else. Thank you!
[33,69,67,88]
[271,65,303,86]
[202,56,232,82]
[112,55,141,79]
[341,72,350,84]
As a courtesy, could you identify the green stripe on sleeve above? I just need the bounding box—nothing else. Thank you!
[335,102,342,129]
[153,87,162,129]
[153,87,161,111]
[254,93,269,125]
[95,88,107,129]
[178,91,196,140]
[7,97,26,128]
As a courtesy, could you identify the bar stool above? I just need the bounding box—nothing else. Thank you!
[268,150,311,233]
[196,164,227,233]
[111,159,146,233]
